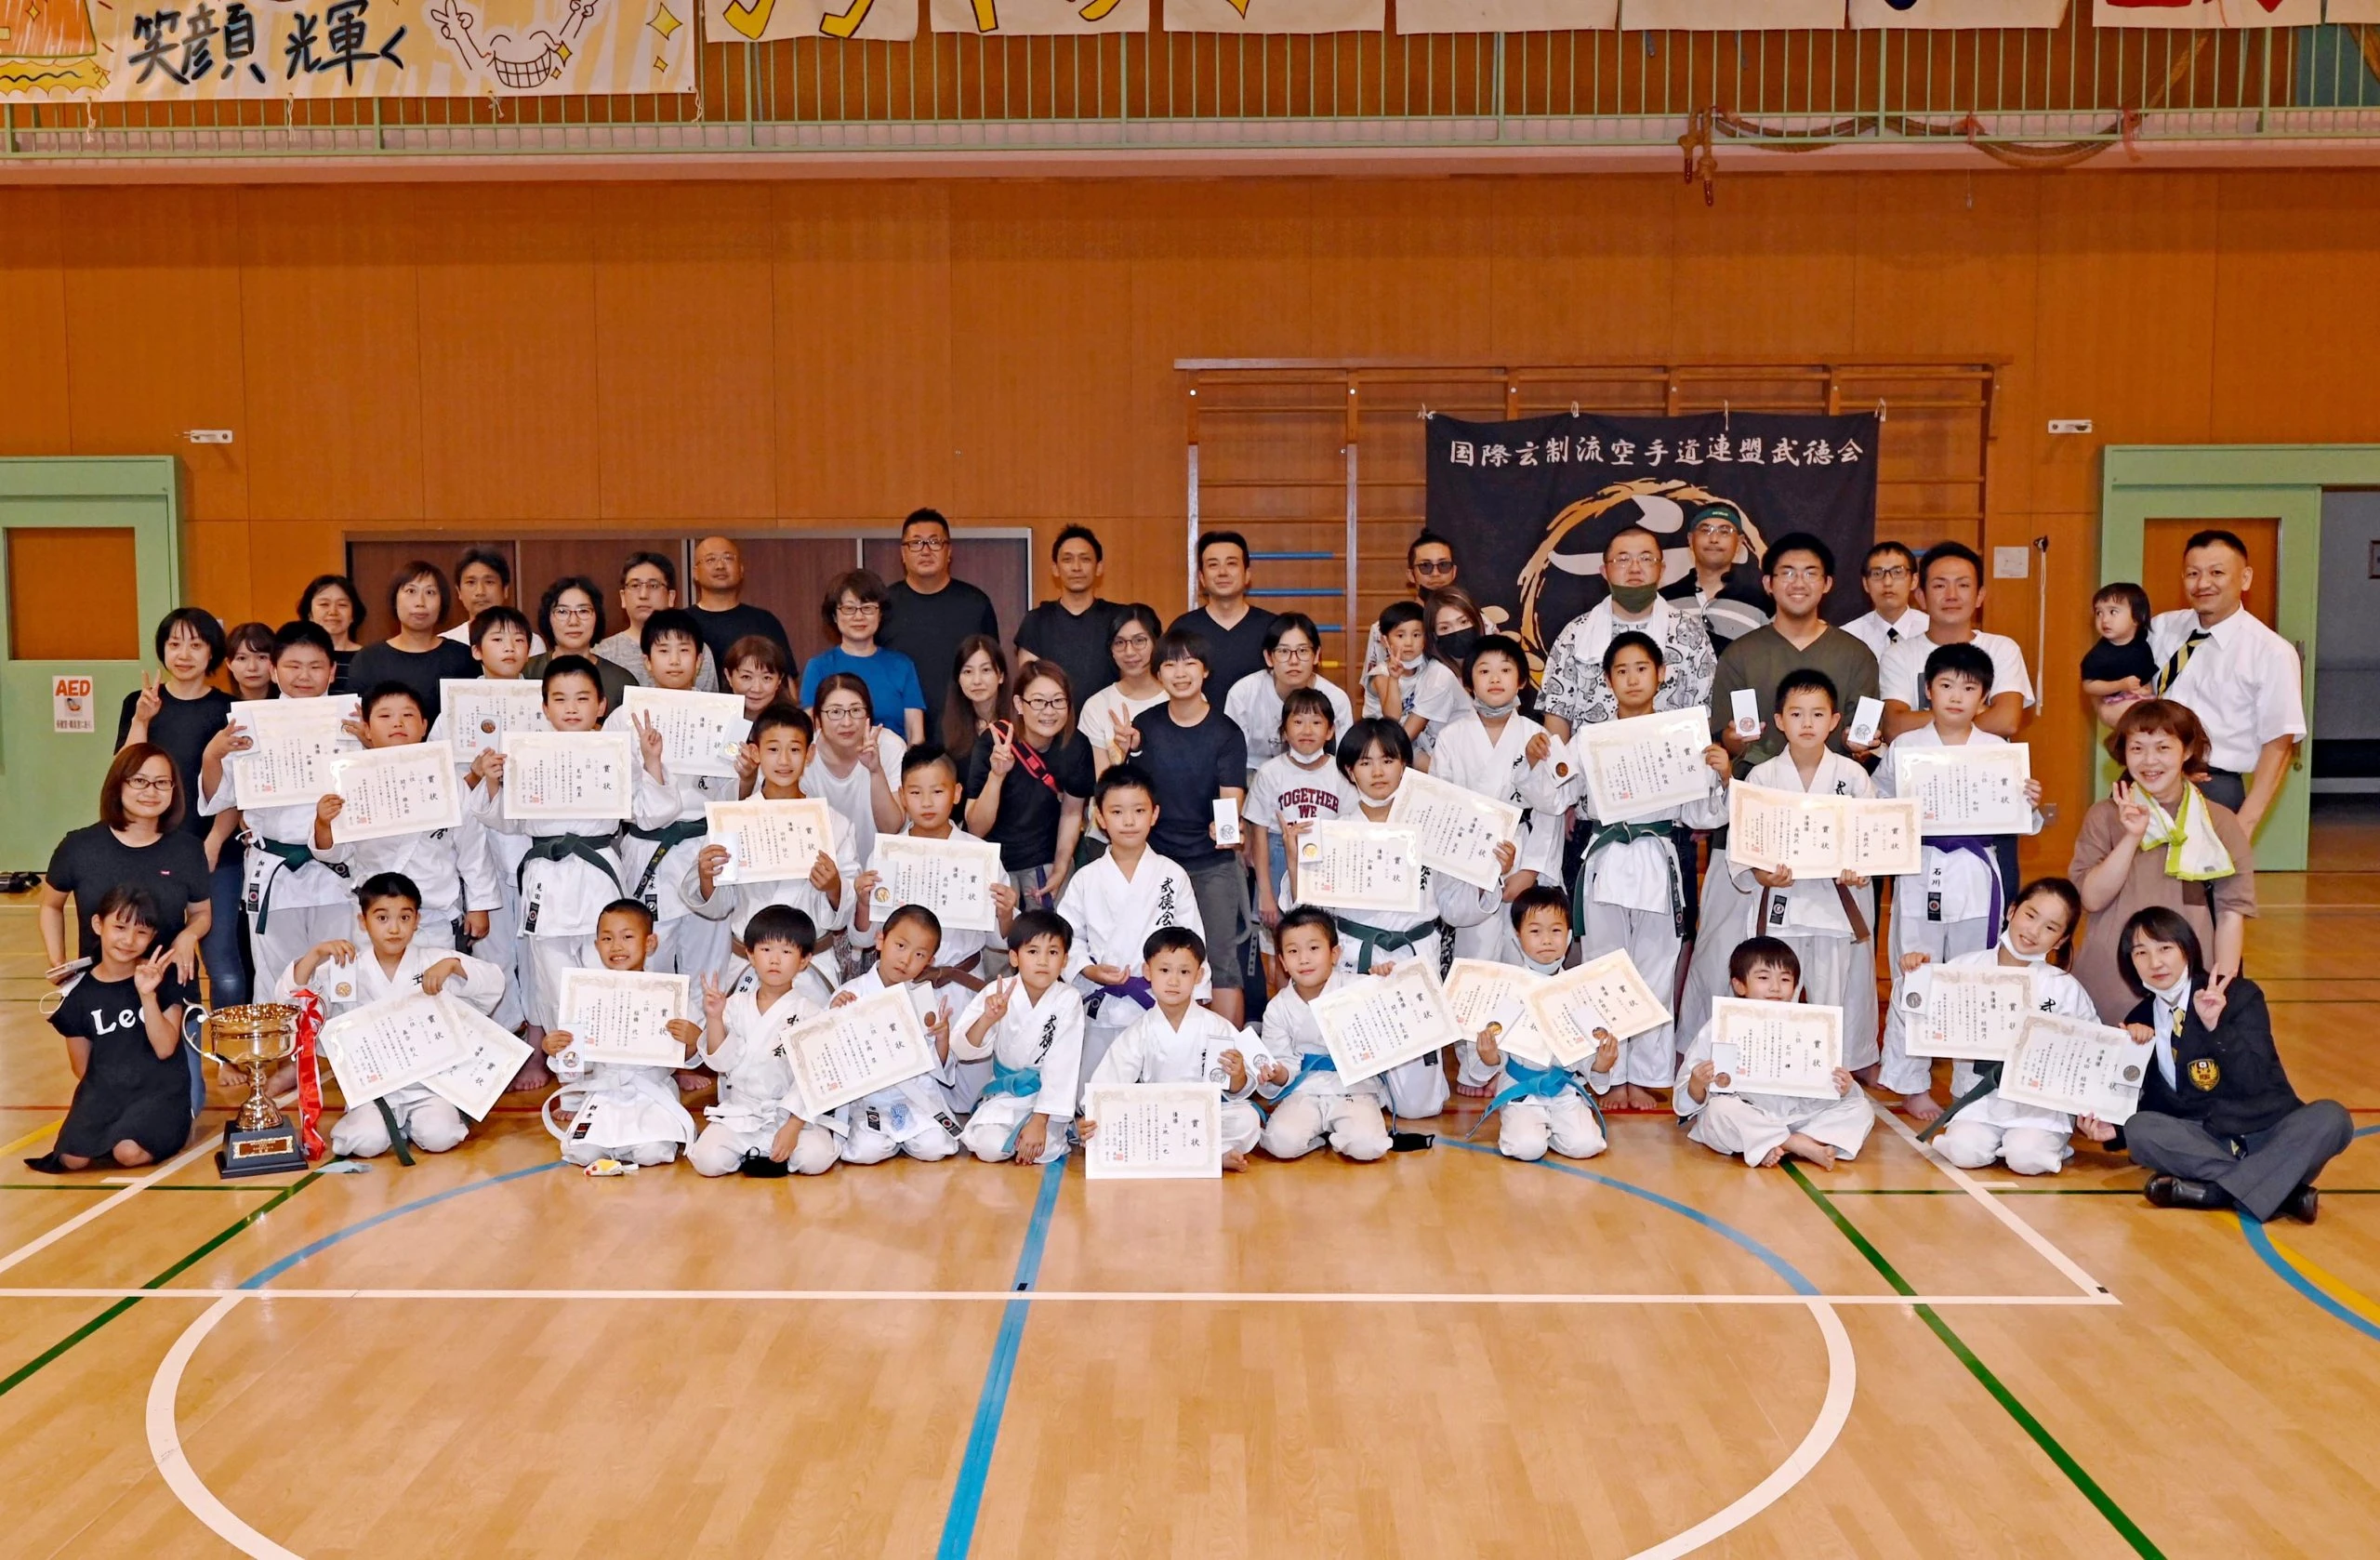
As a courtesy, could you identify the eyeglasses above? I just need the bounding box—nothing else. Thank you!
[123,775,175,795]
[836,601,881,617]
[551,604,595,619]
[1412,558,1458,576]
[1272,642,1316,660]
[1770,566,1828,585]
[1018,694,1068,714]
[1863,565,1911,582]
[902,535,948,553]
[819,705,868,722]
[1112,633,1152,651]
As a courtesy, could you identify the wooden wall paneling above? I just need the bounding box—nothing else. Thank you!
[516,535,681,641]
[344,537,525,640]
[237,186,426,526]
[856,535,1036,664]
[771,183,957,523]
[412,185,602,523]
[2015,509,2107,876]
[1302,182,1499,363]
[57,188,250,527]
[740,535,864,664]
[1487,177,1678,364]
[0,190,73,458]
[592,184,777,523]
[2144,515,2281,627]
[1666,175,1861,363]
[2208,171,2380,446]
[182,520,255,623]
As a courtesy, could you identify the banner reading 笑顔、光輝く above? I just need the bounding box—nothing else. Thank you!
[2092,0,2320,26]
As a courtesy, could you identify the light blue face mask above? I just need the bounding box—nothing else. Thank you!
[1474,695,1521,720]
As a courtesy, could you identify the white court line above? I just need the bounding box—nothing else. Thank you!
[0,1134,224,1280]
[147,1295,302,1560]
[1873,1103,2113,1298]
[0,1284,2122,1306]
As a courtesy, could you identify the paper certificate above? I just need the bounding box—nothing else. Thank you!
[1727,785,1844,876]
[319,991,469,1105]
[440,680,547,752]
[619,686,748,779]
[499,731,636,821]
[229,695,361,811]
[1441,959,1552,1065]
[1525,950,1672,1065]
[1083,1081,1223,1181]
[1896,744,2033,837]
[1710,998,1844,1101]
[1310,960,1462,1086]
[782,986,937,1117]
[707,798,836,884]
[554,968,689,1068]
[328,742,463,844]
[1386,770,1521,891]
[1844,796,1923,878]
[1901,963,2034,1062]
[1577,708,1717,824]
[419,998,535,1121]
[1997,1015,2155,1124]
[1294,823,1423,915]
[871,833,1005,933]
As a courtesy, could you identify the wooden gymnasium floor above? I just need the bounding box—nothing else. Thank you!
[1,847,2376,1557]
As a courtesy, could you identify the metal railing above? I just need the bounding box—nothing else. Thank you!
[5,16,2378,163]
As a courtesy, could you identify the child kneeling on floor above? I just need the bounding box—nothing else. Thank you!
[1469,887,1619,1163]
[1675,936,1872,1170]
[687,905,823,1177]
[951,909,1085,1166]
[541,899,702,1168]
[1255,906,1394,1163]
[1083,927,1281,1171]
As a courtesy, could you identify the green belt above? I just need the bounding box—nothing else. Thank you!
[517,831,625,894]
[1916,1064,2001,1144]
[1333,916,1444,975]
[1580,820,1686,941]
[626,818,706,906]
[251,837,322,933]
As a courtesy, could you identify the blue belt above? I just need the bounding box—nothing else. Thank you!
[1266,1051,1344,1110]
[1467,1057,1603,1140]
[980,1061,1045,1154]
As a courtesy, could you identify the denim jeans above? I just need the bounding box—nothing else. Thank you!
[201,850,252,1007]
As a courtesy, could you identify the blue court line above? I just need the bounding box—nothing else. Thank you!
[2237,1212,2380,1345]
[238,1161,563,1289]
[1442,1139,1819,1295]
[936,1156,1067,1560]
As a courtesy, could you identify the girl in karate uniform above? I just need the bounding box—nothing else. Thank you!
[1082,927,1282,1170]
[538,899,700,1167]
[1254,907,1393,1164]
[684,705,859,1001]
[282,871,506,1159]
[311,684,500,954]
[1282,717,1506,1121]
[1902,878,2096,1176]
[951,910,1085,1166]
[786,904,964,1172]
[1521,631,1731,1109]
[686,905,822,1177]
[1466,888,1619,1163]
[1675,937,1873,1170]
[1055,763,1207,1089]
[607,610,737,986]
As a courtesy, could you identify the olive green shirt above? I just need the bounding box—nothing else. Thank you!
[1706,622,1881,773]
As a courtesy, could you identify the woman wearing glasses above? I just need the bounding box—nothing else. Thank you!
[1223,613,1354,777]
[40,744,214,988]
[800,570,929,746]
[963,663,1093,910]
[1078,605,1167,777]
[525,576,636,711]
[879,509,1000,716]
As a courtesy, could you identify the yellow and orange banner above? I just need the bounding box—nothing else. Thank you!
[702,0,917,41]
[927,0,1143,34]
[1167,0,1383,33]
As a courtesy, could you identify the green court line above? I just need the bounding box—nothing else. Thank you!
[0,1183,275,1193]
[1830,1186,2379,1196]
[0,1171,322,1402]
[1784,1163,2165,1560]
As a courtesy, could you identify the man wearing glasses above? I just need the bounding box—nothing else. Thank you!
[880,508,1000,713]
[688,536,794,673]
[1842,541,1929,661]
[595,551,721,692]
[1360,531,1461,681]
[1660,507,1774,652]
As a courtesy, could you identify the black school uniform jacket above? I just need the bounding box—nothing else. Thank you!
[2117,977,2301,1144]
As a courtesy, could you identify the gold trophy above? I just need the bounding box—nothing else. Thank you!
[197,1003,311,1178]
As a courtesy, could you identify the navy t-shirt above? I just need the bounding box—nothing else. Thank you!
[1129,703,1249,874]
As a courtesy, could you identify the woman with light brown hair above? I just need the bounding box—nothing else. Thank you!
[39,743,213,986]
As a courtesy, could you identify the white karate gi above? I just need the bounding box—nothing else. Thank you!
[1674,1020,1874,1167]
[430,708,529,1029]
[1929,948,2097,1177]
[1429,712,1565,968]
[198,697,363,989]
[311,806,501,953]
[681,805,862,991]
[1726,750,1882,1071]
[1054,847,1208,1088]
[1256,971,1392,1162]
[687,984,823,1176]
[845,824,996,977]
[786,967,964,1170]
[1361,658,1469,754]
[277,942,506,1159]
[1473,1000,1607,1163]
[608,708,739,985]
[951,979,1085,1164]
[1088,1003,1268,1159]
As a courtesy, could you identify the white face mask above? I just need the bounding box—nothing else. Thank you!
[1397,654,1424,674]
[2143,970,2188,1000]
[1522,954,1565,977]
[1998,934,2048,966]
[1474,695,1520,720]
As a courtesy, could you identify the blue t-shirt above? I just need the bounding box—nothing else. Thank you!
[798,645,928,722]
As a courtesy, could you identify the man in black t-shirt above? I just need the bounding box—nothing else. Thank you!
[881,508,1000,714]
[1014,524,1123,701]
[689,536,796,671]
[1168,531,1277,696]
[1126,628,1250,1025]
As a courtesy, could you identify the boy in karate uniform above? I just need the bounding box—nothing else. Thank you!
[1676,937,1872,1170]
[1522,631,1731,1109]
[197,620,359,985]
[478,656,680,1054]
[1055,763,1206,1088]
[433,605,538,1033]
[1729,669,1881,1072]
[685,705,860,998]
[1254,906,1393,1163]
[951,910,1085,1166]
[1083,927,1282,1170]
[312,683,499,954]
[850,744,1020,989]
[284,871,506,1159]
[610,609,736,985]
[686,905,822,1177]
[1428,635,1564,972]
[1467,888,1618,1162]
[1871,641,2044,1122]
[538,899,701,1167]
[792,904,964,1170]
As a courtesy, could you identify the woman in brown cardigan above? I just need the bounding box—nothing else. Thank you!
[2068,700,2255,1025]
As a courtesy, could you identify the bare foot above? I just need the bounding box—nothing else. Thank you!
[1755,1146,1785,1168]
[263,1062,298,1098]
[675,1068,712,1098]
[1781,1132,1838,1170]
[1454,1079,1492,1098]
[1222,1151,1249,1172]
[507,1051,554,1094]
[1620,1084,1662,1112]
[1901,1091,1943,1124]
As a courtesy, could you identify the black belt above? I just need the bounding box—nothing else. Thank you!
[1333,916,1444,974]
[626,818,706,906]
[518,831,624,893]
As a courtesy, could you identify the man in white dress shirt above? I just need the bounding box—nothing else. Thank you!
[1878,541,2033,742]
[1842,541,1929,660]
[2149,529,2307,836]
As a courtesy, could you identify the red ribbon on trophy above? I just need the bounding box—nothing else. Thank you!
[289,988,328,1161]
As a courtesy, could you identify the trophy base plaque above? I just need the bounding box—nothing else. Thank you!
[218,1119,309,1179]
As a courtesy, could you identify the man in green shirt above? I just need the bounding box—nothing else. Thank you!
[1706,532,1882,774]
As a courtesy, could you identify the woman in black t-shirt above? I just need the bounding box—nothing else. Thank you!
[120,608,247,1005]
[33,884,200,1172]
[40,744,212,986]
[346,560,479,724]
[963,662,1093,908]
[299,574,366,694]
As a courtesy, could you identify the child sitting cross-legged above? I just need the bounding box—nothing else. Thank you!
[950,910,1086,1166]
[539,899,702,1168]
[1675,936,1872,1171]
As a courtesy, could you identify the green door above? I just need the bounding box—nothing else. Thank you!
[0,458,183,871]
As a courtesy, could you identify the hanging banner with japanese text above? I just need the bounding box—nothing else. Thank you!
[2092,0,2319,25]
[929,0,1144,34]
[1620,0,1844,26]
[0,0,696,99]
[702,0,915,40]
[1395,0,1612,31]
[1849,0,2067,24]
[1423,412,1880,662]
[1168,0,1383,33]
